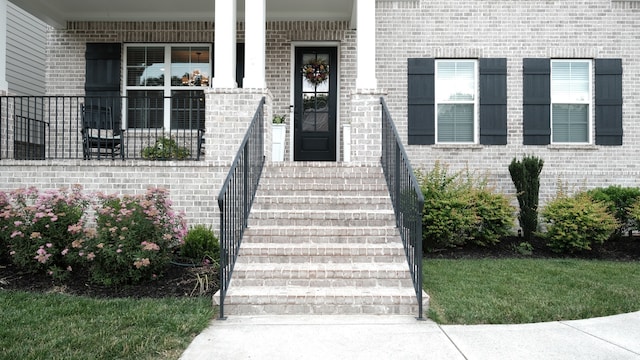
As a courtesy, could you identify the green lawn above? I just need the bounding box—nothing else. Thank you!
[0,291,214,360]
[424,258,640,325]
[3,259,639,357]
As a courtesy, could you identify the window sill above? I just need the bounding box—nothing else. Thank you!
[432,144,484,151]
[547,144,598,151]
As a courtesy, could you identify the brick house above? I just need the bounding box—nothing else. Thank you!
[1,0,639,316]
[2,0,638,215]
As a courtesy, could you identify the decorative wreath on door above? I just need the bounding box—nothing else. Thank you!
[301,59,330,85]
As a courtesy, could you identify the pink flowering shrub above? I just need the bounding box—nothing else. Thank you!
[1,185,187,285]
[1,185,88,278]
[83,187,187,285]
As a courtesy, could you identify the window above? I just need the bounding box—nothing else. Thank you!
[124,44,210,130]
[550,60,591,143]
[408,58,507,145]
[435,60,478,143]
[523,58,621,146]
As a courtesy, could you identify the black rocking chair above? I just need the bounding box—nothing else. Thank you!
[81,104,125,160]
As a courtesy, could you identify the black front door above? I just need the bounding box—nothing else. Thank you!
[294,47,337,161]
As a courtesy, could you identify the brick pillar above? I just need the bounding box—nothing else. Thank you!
[349,89,385,164]
[204,88,272,164]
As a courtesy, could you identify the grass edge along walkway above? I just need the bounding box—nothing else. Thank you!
[424,258,640,325]
[0,291,214,360]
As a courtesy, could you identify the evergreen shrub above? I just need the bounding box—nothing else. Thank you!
[509,155,544,241]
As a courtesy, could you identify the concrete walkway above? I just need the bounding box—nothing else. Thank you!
[179,311,640,359]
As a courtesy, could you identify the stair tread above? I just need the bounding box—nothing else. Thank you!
[256,194,390,198]
[246,225,397,229]
[233,263,410,274]
[251,209,394,213]
[240,242,403,248]
[225,286,417,297]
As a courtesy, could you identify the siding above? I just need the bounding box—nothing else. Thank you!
[6,2,47,95]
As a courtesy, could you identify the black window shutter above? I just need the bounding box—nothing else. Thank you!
[522,58,551,145]
[85,43,121,125]
[85,43,121,96]
[236,43,245,88]
[595,59,623,146]
[407,58,435,145]
[479,58,507,145]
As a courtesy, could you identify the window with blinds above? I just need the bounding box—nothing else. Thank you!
[551,60,592,143]
[435,60,477,143]
[124,44,210,130]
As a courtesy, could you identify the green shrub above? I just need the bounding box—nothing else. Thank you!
[512,241,534,256]
[470,187,516,247]
[83,187,187,285]
[587,186,640,236]
[2,186,88,278]
[417,162,514,250]
[509,155,544,241]
[180,225,219,263]
[541,192,618,253]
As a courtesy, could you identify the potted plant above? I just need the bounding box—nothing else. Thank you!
[272,115,286,161]
[142,136,191,160]
[272,114,286,124]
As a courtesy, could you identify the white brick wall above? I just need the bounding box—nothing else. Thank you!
[0,160,224,227]
[377,0,640,204]
[205,88,272,163]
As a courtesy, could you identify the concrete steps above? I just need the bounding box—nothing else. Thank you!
[214,163,428,316]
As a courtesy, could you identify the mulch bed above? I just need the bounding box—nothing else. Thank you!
[2,236,638,299]
[425,235,640,261]
[0,259,218,299]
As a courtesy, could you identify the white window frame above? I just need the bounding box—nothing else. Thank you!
[434,59,479,144]
[123,43,211,130]
[550,59,593,144]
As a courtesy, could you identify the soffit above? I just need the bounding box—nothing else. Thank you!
[9,0,356,28]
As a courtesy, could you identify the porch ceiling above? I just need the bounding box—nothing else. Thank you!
[9,0,356,29]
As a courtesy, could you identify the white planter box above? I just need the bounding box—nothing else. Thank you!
[272,123,286,161]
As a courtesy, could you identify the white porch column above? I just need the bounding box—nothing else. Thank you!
[0,0,8,92]
[243,0,266,89]
[211,0,237,88]
[355,0,377,90]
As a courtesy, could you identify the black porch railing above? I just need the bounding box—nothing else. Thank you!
[217,97,266,320]
[380,97,425,320]
[0,95,205,160]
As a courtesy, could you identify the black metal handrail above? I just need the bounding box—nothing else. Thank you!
[217,97,266,320]
[0,95,205,160]
[380,97,425,320]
